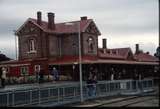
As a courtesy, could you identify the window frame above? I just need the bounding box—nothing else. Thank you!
[20,66,29,76]
[28,38,36,53]
[87,36,94,53]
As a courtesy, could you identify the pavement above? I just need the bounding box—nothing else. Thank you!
[0,81,78,92]
[65,87,159,107]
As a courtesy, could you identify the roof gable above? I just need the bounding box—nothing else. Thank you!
[16,19,43,36]
[84,21,101,35]
[15,18,44,35]
[98,47,133,60]
[15,18,101,35]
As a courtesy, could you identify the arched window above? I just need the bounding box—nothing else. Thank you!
[29,39,36,52]
[87,37,94,53]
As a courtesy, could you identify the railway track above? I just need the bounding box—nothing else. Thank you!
[96,95,158,107]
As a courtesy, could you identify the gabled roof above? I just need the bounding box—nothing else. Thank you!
[98,47,133,60]
[15,18,101,35]
[134,53,159,62]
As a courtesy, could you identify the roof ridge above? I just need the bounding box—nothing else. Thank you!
[29,18,93,24]
[98,47,131,50]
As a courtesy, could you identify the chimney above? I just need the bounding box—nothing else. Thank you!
[81,16,87,20]
[48,12,55,30]
[135,44,139,54]
[146,51,150,54]
[102,38,107,53]
[37,11,42,25]
[102,38,107,49]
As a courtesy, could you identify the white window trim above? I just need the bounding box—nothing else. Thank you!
[27,50,37,54]
[29,39,36,52]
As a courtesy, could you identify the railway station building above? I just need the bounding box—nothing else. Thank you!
[0,11,159,83]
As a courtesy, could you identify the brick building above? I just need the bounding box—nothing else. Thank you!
[16,12,100,60]
[0,11,158,83]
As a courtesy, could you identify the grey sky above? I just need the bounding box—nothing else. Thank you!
[0,0,159,59]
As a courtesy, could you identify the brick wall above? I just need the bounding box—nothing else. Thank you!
[18,22,43,60]
[82,32,98,56]
[61,34,79,56]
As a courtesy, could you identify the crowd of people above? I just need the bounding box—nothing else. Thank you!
[34,67,60,84]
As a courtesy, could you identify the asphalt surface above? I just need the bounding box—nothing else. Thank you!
[66,88,159,107]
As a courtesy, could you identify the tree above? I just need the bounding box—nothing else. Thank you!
[0,51,11,62]
[155,46,160,58]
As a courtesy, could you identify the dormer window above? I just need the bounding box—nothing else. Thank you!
[29,39,36,53]
[87,37,94,53]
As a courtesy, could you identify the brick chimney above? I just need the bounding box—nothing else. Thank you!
[102,38,107,49]
[102,38,107,53]
[48,12,55,30]
[81,16,87,20]
[37,11,42,25]
[146,51,150,54]
[135,44,139,54]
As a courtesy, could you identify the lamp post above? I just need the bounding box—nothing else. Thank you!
[65,22,83,102]
[78,22,83,102]
[13,30,17,60]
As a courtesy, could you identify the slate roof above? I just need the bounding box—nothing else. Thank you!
[16,18,101,35]
[134,53,159,62]
[98,48,132,60]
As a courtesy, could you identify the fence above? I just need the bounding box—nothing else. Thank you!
[0,79,154,107]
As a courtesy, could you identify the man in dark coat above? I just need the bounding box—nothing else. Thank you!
[39,69,44,83]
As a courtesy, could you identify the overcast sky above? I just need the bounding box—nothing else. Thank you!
[0,0,159,59]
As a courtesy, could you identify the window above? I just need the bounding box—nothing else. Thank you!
[20,66,29,76]
[87,37,94,53]
[34,65,40,72]
[29,39,36,52]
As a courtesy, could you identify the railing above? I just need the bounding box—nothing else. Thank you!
[0,79,154,107]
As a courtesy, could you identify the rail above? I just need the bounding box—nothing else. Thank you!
[0,79,154,107]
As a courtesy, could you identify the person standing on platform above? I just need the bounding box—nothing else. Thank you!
[35,66,40,83]
[87,72,93,96]
[92,74,98,96]
[51,67,59,81]
[111,68,114,81]
[1,67,7,88]
[39,69,44,83]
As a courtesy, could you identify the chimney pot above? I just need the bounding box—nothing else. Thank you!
[37,11,42,25]
[81,16,87,20]
[48,12,55,30]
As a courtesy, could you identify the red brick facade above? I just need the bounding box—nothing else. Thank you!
[16,12,100,61]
